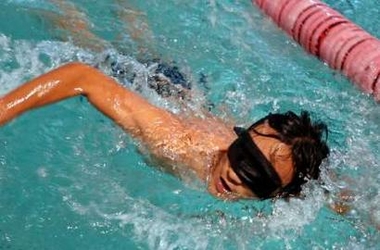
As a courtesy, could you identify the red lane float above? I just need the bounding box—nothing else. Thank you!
[253,0,380,101]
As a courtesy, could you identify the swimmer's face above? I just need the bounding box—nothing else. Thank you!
[208,122,294,200]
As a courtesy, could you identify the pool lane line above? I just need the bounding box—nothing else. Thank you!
[252,0,380,102]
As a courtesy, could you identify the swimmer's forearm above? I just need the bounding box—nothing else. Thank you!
[0,62,146,126]
[0,62,86,125]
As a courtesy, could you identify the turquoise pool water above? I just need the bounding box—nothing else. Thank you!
[0,0,379,249]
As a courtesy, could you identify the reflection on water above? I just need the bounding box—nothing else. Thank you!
[0,0,379,249]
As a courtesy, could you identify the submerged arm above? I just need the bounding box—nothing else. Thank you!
[48,0,154,54]
[115,0,156,56]
[48,0,107,51]
[0,62,185,143]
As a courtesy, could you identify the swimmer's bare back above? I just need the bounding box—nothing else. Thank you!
[0,62,233,181]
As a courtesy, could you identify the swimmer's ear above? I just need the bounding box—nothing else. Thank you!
[271,143,293,186]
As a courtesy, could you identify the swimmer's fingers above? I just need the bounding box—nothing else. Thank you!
[328,189,356,215]
[329,202,351,215]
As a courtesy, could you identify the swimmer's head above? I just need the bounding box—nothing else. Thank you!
[230,111,330,199]
[209,111,329,200]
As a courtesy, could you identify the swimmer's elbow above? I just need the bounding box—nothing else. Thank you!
[58,62,111,93]
[63,61,91,69]
[62,62,97,78]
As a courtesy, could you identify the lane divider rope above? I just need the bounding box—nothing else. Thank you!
[253,0,380,101]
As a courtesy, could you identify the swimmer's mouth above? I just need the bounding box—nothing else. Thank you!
[219,177,232,193]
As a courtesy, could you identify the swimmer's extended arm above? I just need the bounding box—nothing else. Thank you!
[0,62,185,143]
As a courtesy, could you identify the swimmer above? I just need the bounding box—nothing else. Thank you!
[0,62,329,200]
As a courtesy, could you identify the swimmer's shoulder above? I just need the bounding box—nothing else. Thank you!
[180,115,235,149]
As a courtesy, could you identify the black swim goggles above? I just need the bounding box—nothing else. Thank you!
[227,122,282,199]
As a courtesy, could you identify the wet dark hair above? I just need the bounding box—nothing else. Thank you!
[250,110,330,198]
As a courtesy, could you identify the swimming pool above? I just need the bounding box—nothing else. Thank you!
[0,0,379,249]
